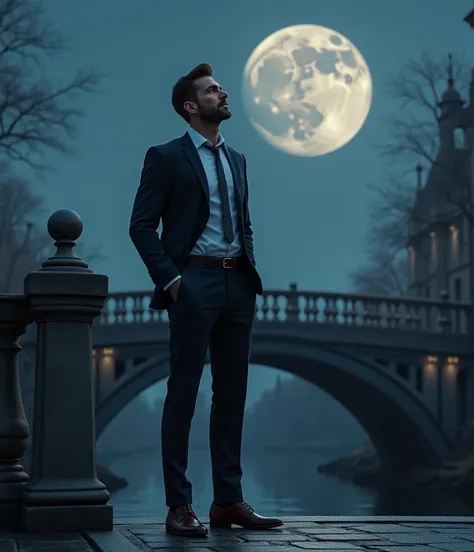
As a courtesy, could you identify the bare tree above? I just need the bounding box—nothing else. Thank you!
[0,171,48,292]
[350,252,409,296]
[0,169,103,293]
[0,0,103,173]
[381,52,472,221]
[382,52,469,166]
[350,52,471,295]
[0,0,106,289]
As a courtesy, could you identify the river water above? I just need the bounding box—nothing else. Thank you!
[105,447,474,519]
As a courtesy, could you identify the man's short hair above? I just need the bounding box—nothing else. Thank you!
[172,63,213,122]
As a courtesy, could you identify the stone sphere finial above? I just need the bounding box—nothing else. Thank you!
[289,282,298,291]
[47,209,83,243]
[41,209,90,272]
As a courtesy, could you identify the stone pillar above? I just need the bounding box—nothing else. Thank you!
[422,355,439,416]
[21,209,112,532]
[441,357,459,440]
[0,295,30,530]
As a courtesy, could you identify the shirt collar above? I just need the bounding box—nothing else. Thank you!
[187,126,225,150]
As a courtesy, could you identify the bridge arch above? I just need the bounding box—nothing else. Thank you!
[95,334,453,471]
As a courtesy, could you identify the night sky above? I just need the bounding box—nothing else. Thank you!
[31,0,473,297]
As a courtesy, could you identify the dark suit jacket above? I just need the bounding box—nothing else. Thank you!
[129,132,263,310]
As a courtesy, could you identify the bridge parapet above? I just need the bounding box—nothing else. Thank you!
[99,285,472,334]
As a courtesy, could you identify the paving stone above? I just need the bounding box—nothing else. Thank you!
[380,532,466,545]
[279,522,321,528]
[15,539,93,552]
[350,524,424,533]
[375,548,441,552]
[402,523,474,528]
[301,527,366,535]
[429,544,474,552]
[231,532,311,542]
[14,533,92,552]
[146,548,216,551]
[2,517,474,551]
[140,536,244,546]
[308,532,381,540]
[129,526,167,535]
[147,543,286,552]
[115,518,163,525]
[16,533,87,541]
[431,531,474,542]
[348,540,400,547]
[292,543,366,550]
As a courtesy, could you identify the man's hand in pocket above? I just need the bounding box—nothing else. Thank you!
[169,279,181,301]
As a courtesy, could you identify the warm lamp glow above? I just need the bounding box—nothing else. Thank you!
[446,356,459,375]
[450,225,459,264]
[100,347,116,371]
[424,355,437,377]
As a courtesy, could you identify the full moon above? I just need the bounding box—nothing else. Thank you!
[242,25,373,156]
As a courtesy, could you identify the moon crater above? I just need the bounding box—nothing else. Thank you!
[242,25,373,156]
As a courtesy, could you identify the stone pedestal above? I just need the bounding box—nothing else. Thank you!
[21,209,113,532]
[0,295,30,530]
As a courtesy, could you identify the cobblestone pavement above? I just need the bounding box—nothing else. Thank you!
[3,517,474,551]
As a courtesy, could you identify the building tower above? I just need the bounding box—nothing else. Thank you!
[407,55,473,303]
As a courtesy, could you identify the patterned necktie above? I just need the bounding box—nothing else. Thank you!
[204,144,235,243]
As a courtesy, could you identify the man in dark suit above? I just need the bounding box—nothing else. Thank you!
[129,64,283,536]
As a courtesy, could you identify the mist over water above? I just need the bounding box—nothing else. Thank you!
[105,447,474,519]
[98,368,474,519]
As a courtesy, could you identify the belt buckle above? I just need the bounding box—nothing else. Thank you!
[222,257,235,269]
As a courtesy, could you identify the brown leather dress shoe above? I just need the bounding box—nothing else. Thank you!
[165,504,208,536]
[209,502,283,529]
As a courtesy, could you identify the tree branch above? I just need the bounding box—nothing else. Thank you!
[0,0,105,172]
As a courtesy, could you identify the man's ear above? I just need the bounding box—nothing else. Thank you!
[184,101,198,117]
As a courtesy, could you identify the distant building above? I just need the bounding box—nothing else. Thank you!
[407,56,474,303]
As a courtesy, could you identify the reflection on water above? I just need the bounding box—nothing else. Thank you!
[105,448,474,519]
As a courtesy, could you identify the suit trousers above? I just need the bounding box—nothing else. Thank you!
[161,263,256,507]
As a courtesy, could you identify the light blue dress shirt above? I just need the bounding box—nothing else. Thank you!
[164,127,242,291]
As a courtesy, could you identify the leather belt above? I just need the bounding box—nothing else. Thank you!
[186,255,246,269]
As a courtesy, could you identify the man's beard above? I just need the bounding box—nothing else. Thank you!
[198,103,232,124]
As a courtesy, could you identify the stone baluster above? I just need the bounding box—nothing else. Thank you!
[0,295,30,530]
[132,295,144,323]
[271,296,280,320]
[285,282,299,322]
[303,296,313,322]
[341,298,354,324]
[260,294,270,321]
[21,209,112,532]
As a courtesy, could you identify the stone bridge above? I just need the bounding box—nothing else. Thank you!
[79,286,474,473]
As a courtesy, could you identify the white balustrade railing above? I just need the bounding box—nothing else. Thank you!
[97,289,472,334]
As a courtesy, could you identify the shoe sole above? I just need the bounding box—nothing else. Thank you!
[165,523,208,536]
